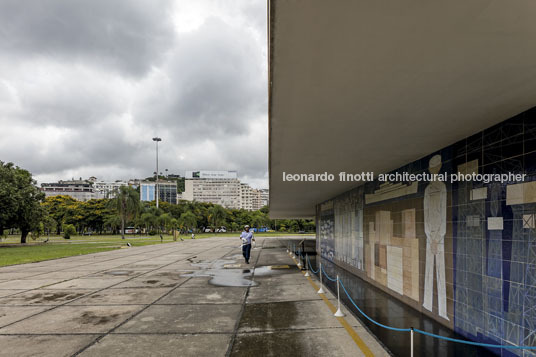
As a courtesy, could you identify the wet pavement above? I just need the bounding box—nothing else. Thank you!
[0,236,388,357]
[285,239,494,357]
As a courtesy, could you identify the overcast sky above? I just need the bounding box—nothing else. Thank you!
[0,0,268,189]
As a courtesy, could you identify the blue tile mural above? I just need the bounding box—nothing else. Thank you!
[316,107,536,355]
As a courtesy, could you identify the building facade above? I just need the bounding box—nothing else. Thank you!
[315,110,536,352]
[92,181,128,199]
[140,181,177,205]
[41,180,102,201]
[181,170,267,210]
[183,177,241,208]
[268,0,536,353]
[185,170,238,179]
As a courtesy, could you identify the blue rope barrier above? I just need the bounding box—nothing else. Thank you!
[414,329,536,350]
[338,279,411,332]
[306,255,319,274]
[321,264,338,282]
[335,275,536,350]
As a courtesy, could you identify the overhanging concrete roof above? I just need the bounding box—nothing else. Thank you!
[268,0,536,218]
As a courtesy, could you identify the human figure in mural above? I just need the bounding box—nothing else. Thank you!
[423,154,449,320]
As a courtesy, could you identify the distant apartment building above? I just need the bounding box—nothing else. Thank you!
[181,170,268,210]
[185,170,238,179]
[242,185,269,211]
[91,181,128,199]
[41,179,103,201]
[140,181,177,204]
[251,188,269,211]
[259,188,269,208]
[183,177,241,208]
[239,183,254,210]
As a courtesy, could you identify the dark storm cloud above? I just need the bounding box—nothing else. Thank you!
[0,0,175,76]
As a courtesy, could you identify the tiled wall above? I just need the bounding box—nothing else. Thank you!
[316,107,536,355]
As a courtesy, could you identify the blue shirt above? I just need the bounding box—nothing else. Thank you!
[240,231,253,244]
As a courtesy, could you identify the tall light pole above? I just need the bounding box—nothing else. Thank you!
[152,137,162,208]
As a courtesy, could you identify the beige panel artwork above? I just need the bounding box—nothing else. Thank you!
[367,209,419,301]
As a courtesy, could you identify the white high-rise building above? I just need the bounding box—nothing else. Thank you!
[183,177,241,208]
[92,181,128,199]
[185,170,237,179]
[240,183,254,210]
[181,170,268,210]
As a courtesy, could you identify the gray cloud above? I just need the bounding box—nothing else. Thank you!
[138,16,267,139]
[0,1,268,188]
[0,0,175,77]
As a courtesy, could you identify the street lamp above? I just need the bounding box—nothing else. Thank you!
[152,137,162,208]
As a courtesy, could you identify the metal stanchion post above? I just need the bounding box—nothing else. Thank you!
[410,327,414,357]
[297,248,302,268]
[317,262,325,294]
[334,275,345,317]
[304,254,310,277]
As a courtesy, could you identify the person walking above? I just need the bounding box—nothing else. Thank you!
[240,225,254,264]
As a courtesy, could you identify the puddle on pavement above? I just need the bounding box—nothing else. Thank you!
[253,266,292,277]
[182,255,294,287]
[182,258,257,287]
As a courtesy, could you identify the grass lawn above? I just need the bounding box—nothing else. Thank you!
[0,244,120,267]
[0,232,314,267]
[0,234,184,267]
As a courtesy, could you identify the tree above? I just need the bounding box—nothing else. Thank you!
[140,212,156,233]
[62,224,76,239]
[158,213,172,233]
[170,218,179,241]
[0,162,46,243]
[42,213,57,236]
[179,211,197,233]
[110,186,140,239]
[0,162,19,236]
[41,195,78,234]
[104,214,121,234]
[207,205,226,231]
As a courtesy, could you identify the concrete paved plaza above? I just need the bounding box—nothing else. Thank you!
[0,236,388,356]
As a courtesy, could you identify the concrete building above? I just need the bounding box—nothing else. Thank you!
[240,183,254,211]
[258,188,269,208]
[185,170,238,179]
[246,187,268,211]
[269,0,536,353]
[181,170,267,210]
[41,180,102,201]
[183,177,241,209]
[92,180,128,199]
[140,181,177,205]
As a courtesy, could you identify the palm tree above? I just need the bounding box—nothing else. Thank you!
[170,218,179,241]
[104,214,121,234]
[179,211,197,233]
[140,212,156,233]
[110,186,140,239]
[207,205,226,232]
[158,213,172,234]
